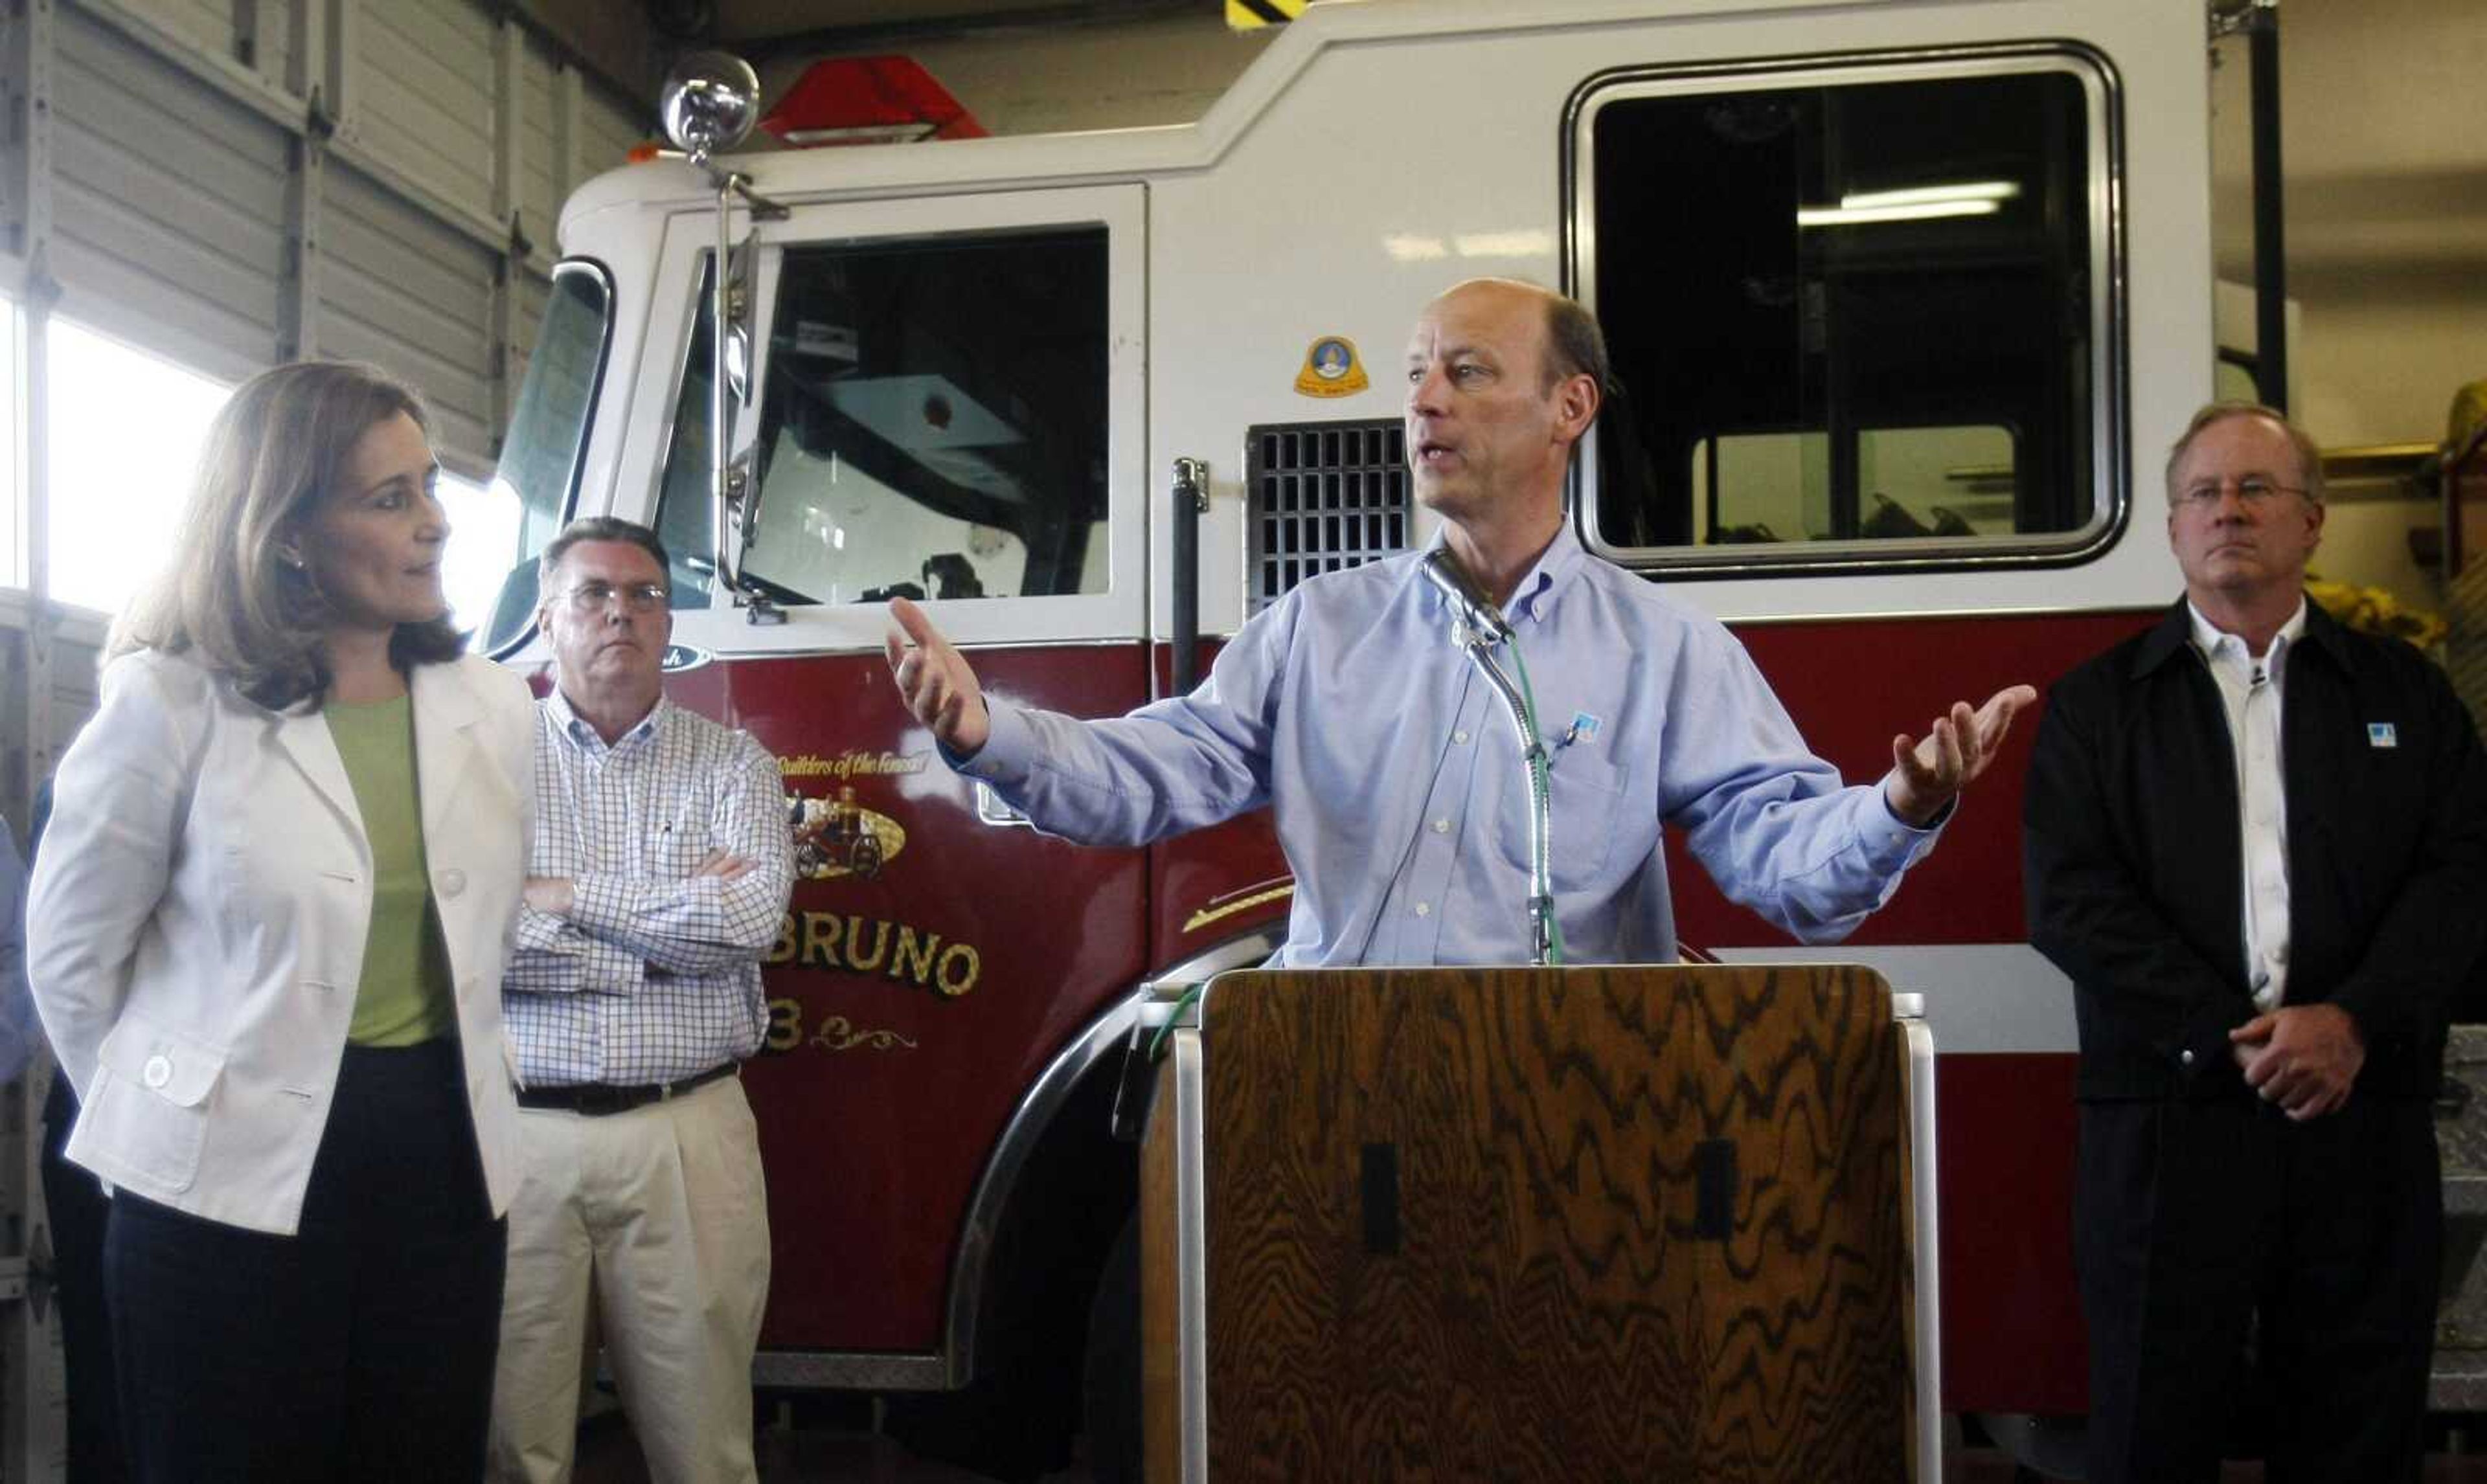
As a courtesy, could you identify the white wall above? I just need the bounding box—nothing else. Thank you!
[2212,0,2487,451]
[2208,0,2486,614]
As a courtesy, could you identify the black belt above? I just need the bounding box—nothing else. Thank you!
[516,1062,738,1116]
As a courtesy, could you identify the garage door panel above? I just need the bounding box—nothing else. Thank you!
[323,188,490,334]
[352,0,497,220]
[51,8,287,373]
[519,38,561,249]
[51,184,281,352]
[316,309,488,454]
[581,84,648,176]
[110,0,233,69]
[319,249,481,368]
[51,115,285,277]
[321,163,495,463]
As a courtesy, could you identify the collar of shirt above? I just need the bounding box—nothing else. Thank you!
[543,686,668,758]
[2186,596,2308,690]
[1416,522,1590,630]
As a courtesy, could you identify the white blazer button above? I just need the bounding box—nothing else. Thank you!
[142,1053,174,1089]
[437,869,467,897]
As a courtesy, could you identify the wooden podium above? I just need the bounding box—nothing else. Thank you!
[1138,964,1936,1483]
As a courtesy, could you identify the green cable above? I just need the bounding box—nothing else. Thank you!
[1146,980,1206,1061]
[1506,640,1567,965]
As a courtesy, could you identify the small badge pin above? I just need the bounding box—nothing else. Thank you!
[2368,723,2398,748]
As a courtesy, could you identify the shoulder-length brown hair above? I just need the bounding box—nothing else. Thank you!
[110,359,465,710]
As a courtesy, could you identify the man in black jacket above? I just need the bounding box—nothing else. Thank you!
[2025,402,2487,1483]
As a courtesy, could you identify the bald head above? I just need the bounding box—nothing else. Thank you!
[1425,278,1612,398]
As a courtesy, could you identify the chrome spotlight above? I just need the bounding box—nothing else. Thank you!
[659,52,762,161]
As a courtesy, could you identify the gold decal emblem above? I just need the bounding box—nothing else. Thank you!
[1183,876,1297,934]
[766,998,922,1056]
[780,750,930,780]
[787,787,905,880]
[812,1016,918,1052]
[769,912,983,998]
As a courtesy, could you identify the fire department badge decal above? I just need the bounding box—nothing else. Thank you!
[1295,335,1369,398]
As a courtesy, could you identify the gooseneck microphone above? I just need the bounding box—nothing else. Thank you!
[1420,543,1558,964]
[1420,548,1514,646]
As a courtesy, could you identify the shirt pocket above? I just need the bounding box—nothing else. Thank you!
[650,811,717,877]
[86,1015,229,1193]
[1494,750,1631,895]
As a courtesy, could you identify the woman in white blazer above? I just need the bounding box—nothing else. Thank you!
[27,361,533,1483]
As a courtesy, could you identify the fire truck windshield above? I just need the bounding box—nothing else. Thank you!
[479,261,614,651]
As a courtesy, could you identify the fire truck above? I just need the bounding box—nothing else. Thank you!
[475,0,2247,1470]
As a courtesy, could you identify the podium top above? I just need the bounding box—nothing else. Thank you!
[1139,965,1928,1035]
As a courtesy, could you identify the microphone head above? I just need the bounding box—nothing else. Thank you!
[1420,548,1514,644]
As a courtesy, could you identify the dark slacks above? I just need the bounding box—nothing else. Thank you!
[2077,1093,2440,1484]
[42,1077,125,1483]
[104,1039,506,1484]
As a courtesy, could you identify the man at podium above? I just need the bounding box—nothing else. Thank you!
[887,278,2031,963]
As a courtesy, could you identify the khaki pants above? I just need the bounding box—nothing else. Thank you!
[487,1074,771,1484]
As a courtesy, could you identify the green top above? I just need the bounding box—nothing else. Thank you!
[324,693,457,1046]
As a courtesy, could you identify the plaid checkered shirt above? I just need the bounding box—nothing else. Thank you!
[505,690,793,1087]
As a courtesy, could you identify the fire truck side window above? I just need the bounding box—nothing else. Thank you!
[480,261,612,651]
[1575,58,2113,571]
[668,228,1111,606]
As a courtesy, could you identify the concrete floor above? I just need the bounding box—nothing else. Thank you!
[570,1412,2487,1483]
[574,1412,1093,1483]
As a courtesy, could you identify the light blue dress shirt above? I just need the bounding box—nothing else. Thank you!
[959,526,1941,966]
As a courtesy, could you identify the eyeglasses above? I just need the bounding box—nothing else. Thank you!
[2172,475,2310,510]
[560,581,670,613]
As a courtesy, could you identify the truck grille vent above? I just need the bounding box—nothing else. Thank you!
[1246,420,1411,611]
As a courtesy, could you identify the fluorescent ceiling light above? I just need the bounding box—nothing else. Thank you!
[1841,181,2022,210]
[1385,234,1450,262]
[1452,230,1555,259]
[1797,199,2003,228]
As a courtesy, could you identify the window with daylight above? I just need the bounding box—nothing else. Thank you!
[45,317,231,617]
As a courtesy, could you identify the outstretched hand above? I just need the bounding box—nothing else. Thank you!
[1883,684,2039,827]
[885,597,990,755]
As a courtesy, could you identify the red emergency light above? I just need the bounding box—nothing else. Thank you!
[760,56,988,146]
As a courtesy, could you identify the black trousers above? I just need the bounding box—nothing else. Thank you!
[104,1039,506,1484]
[42,1077,124,1483]
[2077,1094,2440,1484]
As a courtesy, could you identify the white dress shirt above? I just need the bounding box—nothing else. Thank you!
[2188,598,2308,1011]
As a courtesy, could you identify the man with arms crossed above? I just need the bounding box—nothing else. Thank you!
[490,517,795,1484]
[888,277,2031,963]
[2025,403,2487,1482]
